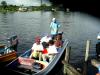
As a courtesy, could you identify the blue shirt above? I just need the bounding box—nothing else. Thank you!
[50,21,60,35]
[97,65,100,73]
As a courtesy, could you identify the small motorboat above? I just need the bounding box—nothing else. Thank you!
[0,44,17,66]
[5,36,69,75]
[0,35,18,67]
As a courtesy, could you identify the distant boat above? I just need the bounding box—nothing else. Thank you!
[18,7,28,12]
[51,8,56,12]
[5,37,69,75]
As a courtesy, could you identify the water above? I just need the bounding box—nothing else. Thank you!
[0,11,100,64]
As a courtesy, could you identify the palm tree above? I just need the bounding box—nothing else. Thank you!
[1,1,7,9]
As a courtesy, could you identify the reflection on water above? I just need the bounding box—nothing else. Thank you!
[0,11,100,63]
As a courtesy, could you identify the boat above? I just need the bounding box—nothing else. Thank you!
[0,35,18,67]
[5,36,69,75]
[0,44,17,67]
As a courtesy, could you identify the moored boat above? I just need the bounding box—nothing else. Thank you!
[0,44,17,67]
[0,35,18,67]
[5,35,69,75]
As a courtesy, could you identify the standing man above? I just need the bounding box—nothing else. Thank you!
[50,18,60,39]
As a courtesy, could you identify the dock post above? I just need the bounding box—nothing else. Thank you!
[65,46,71,63]
[62,46,71,75]
[62,46,81,75]
[83,40,90,75]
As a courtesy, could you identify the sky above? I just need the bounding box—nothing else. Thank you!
[0,0,51,6]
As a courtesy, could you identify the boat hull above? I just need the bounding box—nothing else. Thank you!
[47,49,66,75]
[0,51,17,66]
[6,51,65,75]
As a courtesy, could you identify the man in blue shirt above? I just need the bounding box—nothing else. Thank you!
[50,18,60,39]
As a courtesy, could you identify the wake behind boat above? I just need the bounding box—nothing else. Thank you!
[5,34,69,75]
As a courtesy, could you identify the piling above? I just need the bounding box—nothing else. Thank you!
[64,46,71,63]
[83,40,90,75]
[62,46,81,75]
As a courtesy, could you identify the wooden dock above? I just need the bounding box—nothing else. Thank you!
[62,46,81,75]
[62,40,98,75]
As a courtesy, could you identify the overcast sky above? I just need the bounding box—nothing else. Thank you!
[0,0,51,6]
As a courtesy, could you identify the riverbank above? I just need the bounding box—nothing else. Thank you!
[0,5,57,12]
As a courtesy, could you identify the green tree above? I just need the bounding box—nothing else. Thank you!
[1,1,7,9]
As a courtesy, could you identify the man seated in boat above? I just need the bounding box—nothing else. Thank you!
[40,34,52,52]
[29,36,44,61]
[40,34,52,44]
[42,40,58,62]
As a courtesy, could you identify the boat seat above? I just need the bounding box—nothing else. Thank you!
[33,68,41,72]
[18,64,41,73]
[33,62,43,70]
[18,57,34,66]
[18,64,34,71]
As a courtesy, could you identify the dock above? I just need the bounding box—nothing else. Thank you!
[62,40,98,75]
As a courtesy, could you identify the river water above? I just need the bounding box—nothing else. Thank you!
[0,11,100,64]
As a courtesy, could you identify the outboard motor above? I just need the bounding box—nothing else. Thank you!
[7,35,19,51]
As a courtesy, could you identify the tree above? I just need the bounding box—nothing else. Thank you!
[1,1,7,9]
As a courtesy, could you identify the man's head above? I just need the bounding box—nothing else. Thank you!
[35,36,41,44]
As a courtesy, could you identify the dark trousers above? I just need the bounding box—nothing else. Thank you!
[96,42,100,58]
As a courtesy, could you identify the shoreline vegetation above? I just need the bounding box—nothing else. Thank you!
[0,1,69,13]
[0,4,65,12]
[0,5,51,12]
